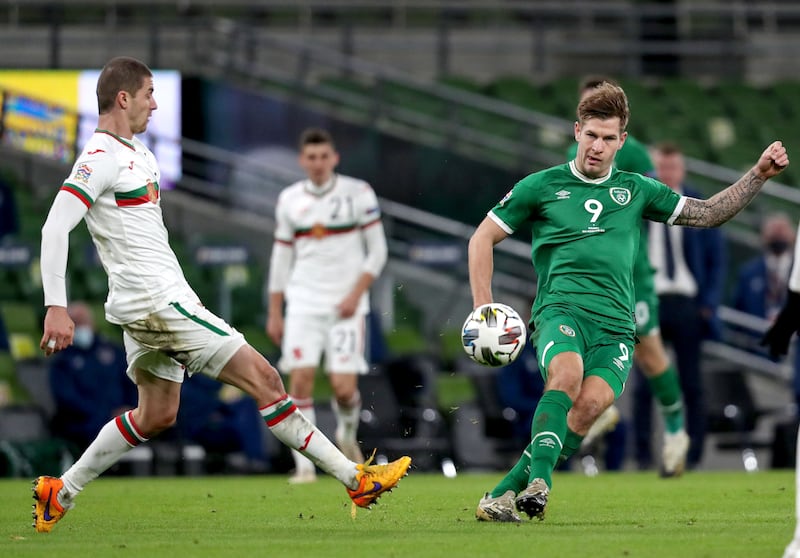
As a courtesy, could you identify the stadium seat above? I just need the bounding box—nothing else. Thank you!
[0,404,72,477]
[448,356,520,471]
[358,354,452,473]
[703,365,787,470]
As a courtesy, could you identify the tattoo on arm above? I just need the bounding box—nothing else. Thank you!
[674,169,766,228]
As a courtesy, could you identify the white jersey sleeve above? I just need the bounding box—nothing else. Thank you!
[40,192,89,307]
[354,182,387,277]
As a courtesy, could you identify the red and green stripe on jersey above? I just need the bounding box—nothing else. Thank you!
[61,182,94,209]
[115,410,149,447]
[60,181,161,208]
[292,217,381,240]
[260,394,298,427]
[115,181,160,206]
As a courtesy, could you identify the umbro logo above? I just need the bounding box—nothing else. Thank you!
[555,190,571,200]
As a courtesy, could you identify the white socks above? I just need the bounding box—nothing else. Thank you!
[288,397,317,476]
[62,410,149,497]
[261,395,357,488]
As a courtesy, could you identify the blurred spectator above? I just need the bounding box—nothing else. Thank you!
[636,141,727,469]
[731,212,799,409]
[0,174,19,241]
[732,212,795,325]
[49,302,136,452]
[176,373,270,474]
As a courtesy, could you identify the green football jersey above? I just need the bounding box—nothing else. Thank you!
[567,136,656,296]
[490,161,682,330]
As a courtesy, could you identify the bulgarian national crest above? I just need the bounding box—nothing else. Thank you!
[609,187,631,206]
[146,180,159,203]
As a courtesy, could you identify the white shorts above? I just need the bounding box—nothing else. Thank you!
[279,312,368,375]
[122,298,247,383]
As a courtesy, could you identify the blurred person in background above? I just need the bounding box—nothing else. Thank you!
[738,213,800,411]
[266,128,388,484]
[641,141,726,471]
[732,212,795,328]
[761,219,800,558]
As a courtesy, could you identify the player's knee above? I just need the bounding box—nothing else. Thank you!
[329,377,357,403]
[136,407,178,436]
[545,374,582,400]
[571,396,608,430]
[247,358,285,402]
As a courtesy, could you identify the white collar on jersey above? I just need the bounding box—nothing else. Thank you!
[568,160,614,184]
[303,174,337,196]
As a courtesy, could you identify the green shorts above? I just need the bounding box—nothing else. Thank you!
[632,237,659,337]
[633,280,660,337]
[532,304,635,399]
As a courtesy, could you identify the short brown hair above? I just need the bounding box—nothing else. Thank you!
[653,141,683,156]
[576,82,630,131]
[299,128,335,150]
[96,56,152,114]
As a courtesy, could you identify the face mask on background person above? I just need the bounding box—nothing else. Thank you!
[72,326,94,349]
[767,239,791,256]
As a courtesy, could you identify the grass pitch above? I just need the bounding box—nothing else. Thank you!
[0,470,794,558]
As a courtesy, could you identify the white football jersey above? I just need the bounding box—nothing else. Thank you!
[273,174,382,314]
[61,129,197,324]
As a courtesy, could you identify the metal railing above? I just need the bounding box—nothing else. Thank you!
[190,23,800,243]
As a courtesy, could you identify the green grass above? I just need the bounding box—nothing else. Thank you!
[0,471,795,557]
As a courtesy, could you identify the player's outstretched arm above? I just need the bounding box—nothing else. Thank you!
[675,141,789,228]
[40,191,89,355]
[468,217,509,308]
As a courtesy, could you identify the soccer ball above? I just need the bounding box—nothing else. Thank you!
[461,303,527,367]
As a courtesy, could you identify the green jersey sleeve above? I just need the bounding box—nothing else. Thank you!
[487,172,543,234]
[636,174,684,224]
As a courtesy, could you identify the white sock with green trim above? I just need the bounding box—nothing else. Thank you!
[261,395,358,488]
[289,397,317,475]
[61,410,149,496]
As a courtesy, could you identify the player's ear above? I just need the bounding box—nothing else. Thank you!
[116,90,128,109]
[573,121,581,142]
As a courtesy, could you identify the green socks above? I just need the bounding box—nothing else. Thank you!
[490,443,532,498]
[648,365,685,434]
[529,390,573,488]
[489,390,577,497]
[557,427,584,467]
